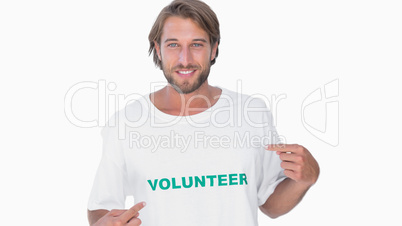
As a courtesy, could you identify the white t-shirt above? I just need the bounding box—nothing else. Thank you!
[88,87,286,226]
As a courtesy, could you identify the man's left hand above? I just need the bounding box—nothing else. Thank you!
[266,144,320,188]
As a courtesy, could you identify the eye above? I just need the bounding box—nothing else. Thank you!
[192,43,203,47]
[167,43,178,47]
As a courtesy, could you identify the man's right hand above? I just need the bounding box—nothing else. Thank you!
[90,202,146,226]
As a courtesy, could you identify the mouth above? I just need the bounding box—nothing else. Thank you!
[176,70,196,77]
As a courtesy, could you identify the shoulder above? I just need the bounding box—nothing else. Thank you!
[116,93,151,121]
[101,93,151,136]
[220,87,268,109]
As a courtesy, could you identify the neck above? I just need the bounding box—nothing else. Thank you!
[150,80,222,116]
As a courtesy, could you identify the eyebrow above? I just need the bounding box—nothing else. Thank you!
[164,38,208,43]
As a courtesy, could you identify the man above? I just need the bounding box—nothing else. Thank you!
[87,0,319,225]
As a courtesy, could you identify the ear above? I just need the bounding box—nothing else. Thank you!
[154,41,162,61]
[210,42,218,61]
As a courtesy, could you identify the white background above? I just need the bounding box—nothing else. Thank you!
[1,0,401,225]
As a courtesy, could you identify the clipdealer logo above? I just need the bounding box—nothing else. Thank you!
[64,79,339,147]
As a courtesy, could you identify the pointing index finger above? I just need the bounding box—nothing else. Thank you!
[266,144,292,154]
[119,202,146,223]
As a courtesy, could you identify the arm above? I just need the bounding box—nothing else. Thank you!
[259,178,310,218]
[87,209,109,225]
[260,144,320,218]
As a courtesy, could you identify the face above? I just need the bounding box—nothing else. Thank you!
[155,16,218,94]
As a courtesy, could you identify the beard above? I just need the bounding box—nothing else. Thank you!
[161,60,211,94]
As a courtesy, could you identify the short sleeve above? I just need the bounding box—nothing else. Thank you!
[256,147,287,206]
[256,105,287,206]
[87,124,129,211]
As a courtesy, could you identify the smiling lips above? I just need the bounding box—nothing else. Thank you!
[176,70,196,77]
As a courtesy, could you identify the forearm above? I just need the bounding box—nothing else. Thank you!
[87,209,109,225]
[259,178,311,219]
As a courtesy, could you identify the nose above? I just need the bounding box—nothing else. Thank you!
[178,46,193,66]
